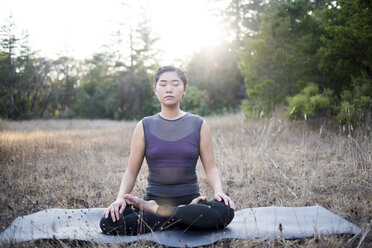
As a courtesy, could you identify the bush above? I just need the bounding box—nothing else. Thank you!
[242,79,282,118]
[337,101,356,125]
[181,86,210,116]
[353,73,372,110]
[337,72,372,125]
[241,100,261,119]
[286,83,333,121]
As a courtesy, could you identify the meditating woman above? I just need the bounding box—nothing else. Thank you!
[100,66,234,235]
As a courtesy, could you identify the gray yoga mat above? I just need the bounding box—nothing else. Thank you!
[0,205,361,247]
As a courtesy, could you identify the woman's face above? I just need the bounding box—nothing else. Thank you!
[154,71,187,107]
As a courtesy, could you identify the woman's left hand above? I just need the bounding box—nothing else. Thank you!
[214,192,235,209]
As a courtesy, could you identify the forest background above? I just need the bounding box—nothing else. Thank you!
[1,0,371,128]
[1,1,371,246]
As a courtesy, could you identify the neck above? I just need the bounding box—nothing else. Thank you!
[160,104,185,120]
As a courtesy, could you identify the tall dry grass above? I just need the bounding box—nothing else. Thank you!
[0,113,371,247]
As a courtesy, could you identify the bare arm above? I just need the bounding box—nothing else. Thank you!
[103,120,146,221]
[116,121,146,200]
[199,120,235,209]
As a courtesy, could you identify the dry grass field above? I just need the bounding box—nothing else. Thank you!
[0,112,371,247]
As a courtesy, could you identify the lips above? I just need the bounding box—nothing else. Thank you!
[165,96,174,99]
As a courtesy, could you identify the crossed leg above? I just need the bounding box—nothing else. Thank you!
[100,205,170,235]
[100,195,234,235]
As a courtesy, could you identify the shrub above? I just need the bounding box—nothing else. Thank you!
[181,86,210,116]
[286,83,332,120]
[353,73,372,110]
[242,79,282,118]
[337,101,356,125]
[241,100,261,119]
[337,73,372,125]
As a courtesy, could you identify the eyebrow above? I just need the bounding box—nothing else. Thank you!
[159,79,181,82]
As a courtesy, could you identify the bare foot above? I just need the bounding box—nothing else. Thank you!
[124,194,159,214]
[190,196,207,204]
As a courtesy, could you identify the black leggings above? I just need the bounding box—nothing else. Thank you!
[100,200,234,235]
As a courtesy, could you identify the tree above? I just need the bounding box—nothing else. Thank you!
[181,86,210,116]
[75,53,116,119]
[239,0,325,116]
[317,0,372,94]
[0,16,19,119]
[111,17,159,119]
[0,16,55,119]
[50,56,80,118]
[224,0,266,48]
[113,65,157,120]
[133,18,160,72]
[74,17,160,120]
[187,42,245,114]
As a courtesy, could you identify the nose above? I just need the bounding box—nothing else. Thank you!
[165,84,173,92]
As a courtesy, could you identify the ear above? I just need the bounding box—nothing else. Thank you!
[183,85,188,96]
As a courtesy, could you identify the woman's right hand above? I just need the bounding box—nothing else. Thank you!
[190,195,207,204]
[103,198,127,222]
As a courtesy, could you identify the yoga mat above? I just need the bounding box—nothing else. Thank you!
[0,205,361,247]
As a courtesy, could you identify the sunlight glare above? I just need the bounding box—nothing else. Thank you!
[147,0,225,63]
[0,0,226,63]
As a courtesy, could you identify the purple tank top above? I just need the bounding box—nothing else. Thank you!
[142,113,204,197]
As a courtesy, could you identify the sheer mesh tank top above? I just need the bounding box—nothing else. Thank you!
[142,113,204,197]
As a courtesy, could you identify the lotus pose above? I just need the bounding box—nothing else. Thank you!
[100,66,234,235]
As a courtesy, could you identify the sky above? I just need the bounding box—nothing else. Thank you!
[0,0,229,65]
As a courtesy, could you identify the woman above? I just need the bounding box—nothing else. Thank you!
[100,66,234,235]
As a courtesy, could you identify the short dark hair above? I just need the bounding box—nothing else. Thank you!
[154,66,188,88]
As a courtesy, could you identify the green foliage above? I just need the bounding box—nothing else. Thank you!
[337,101,356,125]
[353,73,372,109]
[236,0,372,126]
[113,66,158,120]
[337,72,372,125]
[0,17,159,120]
[317,0,372,94]
[186,42,245,114]
[224,0,265,46]
[240,100,260,119]
[181,86,210,116]
[74,53,115,118]
[286,83,332,120]
[239,0,325,118]
[74,55,157,120]
[242,79,281,117]
[317,0,372,125]
[2,1,371,124]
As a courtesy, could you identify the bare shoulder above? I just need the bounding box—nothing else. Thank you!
[200,119,211,134]
[133,120,144,138]
[137,119,143,128]
[199,119,215,161]
[200,119,213,144]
